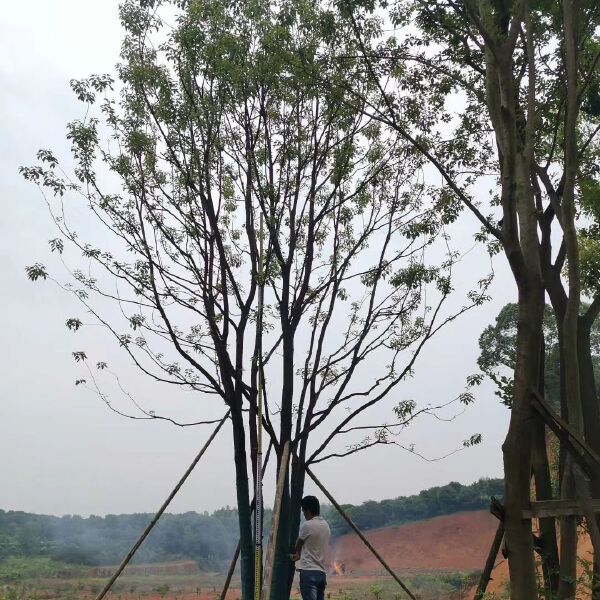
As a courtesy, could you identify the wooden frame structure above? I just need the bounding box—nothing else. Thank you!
[473,390,600,600]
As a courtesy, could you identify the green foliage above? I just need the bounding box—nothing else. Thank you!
[478,302,600,408]
[0,508,241,568]
[0,480,500,566]
[24,264,47,282]
[579,176,600,295]
[0,558,84,583]
[0,584,30,600]
[65,318,82,332]
[153,583,170,597]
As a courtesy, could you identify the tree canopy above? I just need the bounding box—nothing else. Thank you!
[478,302,600,410]
[20,1,490,598]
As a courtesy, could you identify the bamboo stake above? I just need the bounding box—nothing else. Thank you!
[254,212,265,600]
[94,411,230,600]
[473,521,504,600]
[304,465,417,600]
[261,442,291,600]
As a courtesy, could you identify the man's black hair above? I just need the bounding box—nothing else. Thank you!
[301,495,320,516]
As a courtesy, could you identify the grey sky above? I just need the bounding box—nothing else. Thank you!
[1,1,515,517]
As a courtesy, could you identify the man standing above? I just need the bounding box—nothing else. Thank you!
[290,495,331,600]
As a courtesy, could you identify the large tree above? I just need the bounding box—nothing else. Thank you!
[21,1,486,598]
[328,0,600,597]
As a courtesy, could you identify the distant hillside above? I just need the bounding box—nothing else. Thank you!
[331,509,499,573]
[0,508,241,568]
[0,478,502,567]
[323,478,503,536]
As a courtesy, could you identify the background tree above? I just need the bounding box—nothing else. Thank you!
[478,302,600,411]
[21,1,488,598]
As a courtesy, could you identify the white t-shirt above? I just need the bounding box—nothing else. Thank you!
[298,516,331,572]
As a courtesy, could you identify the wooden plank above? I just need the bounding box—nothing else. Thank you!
[261,442,290,600]
[522,499,600,519]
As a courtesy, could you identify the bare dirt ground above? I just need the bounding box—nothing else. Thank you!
[330,509,499,572]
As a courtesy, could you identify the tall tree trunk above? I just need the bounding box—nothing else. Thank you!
[559,4,600,597]
[283,444,308,598]
[544,274,577,599]
[269,330,296,600]
[533,338,561,598]
[557,335,577,600]
[231,404,255,600]
[501,148,545,598]
[269,475,291,600]
[269,427,310,600]
[559,472,578,600]
[579,319,600,600]
[503,283,544,600]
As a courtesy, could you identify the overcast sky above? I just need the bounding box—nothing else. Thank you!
[0,1,516,518]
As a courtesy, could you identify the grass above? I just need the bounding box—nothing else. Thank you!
[315,571,480,600]
[0,557,480,600]
[0,557,87,582]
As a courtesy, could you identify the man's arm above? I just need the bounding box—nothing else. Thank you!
[290,522,309,562]
[290,537,305,562]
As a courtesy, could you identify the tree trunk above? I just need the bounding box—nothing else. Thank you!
[268,329,296,600]
[533,340,560,598]
[231,404,255,600]
[285,453,307,596]
[579,320,600,599]
[269,446,308,600]
[478,7,544,588]
[503,284,544,600]
[268,473,291,600]
[558,4,600,596]
[544,282,577,599]
[556,354,577,600]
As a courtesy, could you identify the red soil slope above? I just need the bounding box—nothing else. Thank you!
[331,510,498,573]
[329,510,596,597]
[482,528,595,597]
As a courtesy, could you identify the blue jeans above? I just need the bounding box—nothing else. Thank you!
[299,570,326,600]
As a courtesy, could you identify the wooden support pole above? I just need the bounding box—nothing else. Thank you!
[304,465,417,600]
[531,390,600,477]
[473,521,505,600]
[261,442,290,600]
[94,411,230,600]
